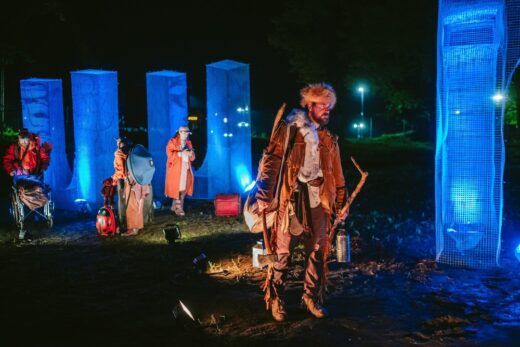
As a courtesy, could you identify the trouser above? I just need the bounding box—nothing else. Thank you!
[271,205,327,299]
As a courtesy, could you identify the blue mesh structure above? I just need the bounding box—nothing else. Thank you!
[436,0,520,268]
[69,70,119,205]
[194,60,252,199]
[20,78,71,207]
[146,71,188,198]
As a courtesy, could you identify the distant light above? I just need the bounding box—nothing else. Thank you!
[353,124,358,128]
[188,115,199,121]
[359,123,365,128]
[229,133,233,137]
[515,244,520,262]
[237,121,249,127]
[245,106,249,111]
[358,87,364,93]
[210,130,214,134]
[237,107,244,113]
[224,133,228,137]
[492,93,504,102]
[455,110,461,115]
[214,112,218,116]
[223,117,228,123]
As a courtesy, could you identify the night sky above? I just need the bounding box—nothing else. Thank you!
[1,0,437,139]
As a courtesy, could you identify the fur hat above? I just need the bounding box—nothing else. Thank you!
[299,83,337,109]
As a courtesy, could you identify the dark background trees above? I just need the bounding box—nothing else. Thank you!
[2,0,440,139]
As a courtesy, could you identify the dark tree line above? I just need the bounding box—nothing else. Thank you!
[269,0,438,131]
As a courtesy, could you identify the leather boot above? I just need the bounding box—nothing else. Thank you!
[302,295,328,318]
[271,297,288,322]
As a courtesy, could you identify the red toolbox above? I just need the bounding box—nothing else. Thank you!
[214,194,241,217]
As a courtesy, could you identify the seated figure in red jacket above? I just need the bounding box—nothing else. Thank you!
[2,128,52,178]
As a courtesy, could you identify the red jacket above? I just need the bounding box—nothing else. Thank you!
[2,135,52,175]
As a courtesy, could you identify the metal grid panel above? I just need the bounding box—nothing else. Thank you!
[435,0,520,268]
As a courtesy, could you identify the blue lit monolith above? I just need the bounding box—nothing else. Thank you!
[69,70,119,205]
[20,78,71,206]
[435,0,520,268]
[195,60,252,199]
[146,70,188,198]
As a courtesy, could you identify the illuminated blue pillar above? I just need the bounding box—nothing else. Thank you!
[195,59,251,199]
[146,70,188,198]
[20,78,71,207]
[69,70,119,205]
[436,0,509,268]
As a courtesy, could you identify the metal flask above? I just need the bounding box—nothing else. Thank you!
[336,229,350,263]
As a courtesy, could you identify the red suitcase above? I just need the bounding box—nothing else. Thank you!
[214,194,241,217]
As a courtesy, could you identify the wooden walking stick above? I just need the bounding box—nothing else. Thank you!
[329,156,368,244]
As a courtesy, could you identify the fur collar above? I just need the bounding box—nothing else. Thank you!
[285,108,319,145]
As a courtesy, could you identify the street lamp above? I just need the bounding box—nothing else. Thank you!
[357,86,371,137]
[353,122,365,138]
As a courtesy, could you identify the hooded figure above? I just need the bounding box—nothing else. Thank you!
[164,125,195,216]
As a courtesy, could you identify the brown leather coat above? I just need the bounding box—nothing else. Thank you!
[256,112,346,233]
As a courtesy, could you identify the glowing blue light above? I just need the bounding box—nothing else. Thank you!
[353,124,358,128]
[237,121,249,127]
[69,70,119,205]
[515,244,520,262]
[194,60,251,198]
[436,0,508,268]
[492,93,505,102]
[359,123,365,128]
[235,164,252,189]
[20,78,71,207]
[146,70,188,197]
[244,180,256,192]
[358,87,364,93]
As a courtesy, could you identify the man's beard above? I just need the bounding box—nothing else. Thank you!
[317,114,330,125]
[310,112,329,126]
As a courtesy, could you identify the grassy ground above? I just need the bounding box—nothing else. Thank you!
[0,138,519,346]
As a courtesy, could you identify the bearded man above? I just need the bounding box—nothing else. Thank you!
[256,83,346,321]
